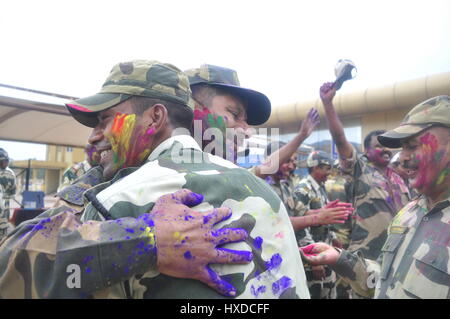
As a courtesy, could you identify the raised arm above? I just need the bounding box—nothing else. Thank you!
[255,108,320,178]
[320,82,353,159]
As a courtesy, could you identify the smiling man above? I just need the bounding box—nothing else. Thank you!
[66,60,309,299]
[319,82,413,282]
[299,95,450,299]
[185,64,271,163]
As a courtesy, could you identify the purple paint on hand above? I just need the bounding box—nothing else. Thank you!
[217,248,253,262]
[125,228,135,233]
[184,251,193,259]
[184,192,204,207]
[206,266,236,297]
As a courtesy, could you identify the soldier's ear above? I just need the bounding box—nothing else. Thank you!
[143,103,169,133]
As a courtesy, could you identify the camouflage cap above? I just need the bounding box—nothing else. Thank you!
[184,64,271,126]
[0,148,8,161]
[306,150,333,168]
[66,60,192,128]
[378,95,450,148]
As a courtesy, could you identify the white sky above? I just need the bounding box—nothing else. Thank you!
[1,0,450,160]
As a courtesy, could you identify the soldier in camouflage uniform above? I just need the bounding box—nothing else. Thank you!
[0,61,258,298]
[64,59,310,298]
[324,160,354,298]
[300,95,450,299]
[57,143,100,193]
[0,185,5,238]
[320,82,412,264]
[295,151,346,299]
[0,149,16,238]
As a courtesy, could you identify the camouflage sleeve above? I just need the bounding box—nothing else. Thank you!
[0,171,16,197]
[293,185,311,216]
[331,215,353,248]
[331,249,380,298]
[0,205,157,298]
[339,144,363,179]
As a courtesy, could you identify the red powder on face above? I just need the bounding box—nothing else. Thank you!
[193,106,211,120]
[146,127,155,135]
[413,133,440,189]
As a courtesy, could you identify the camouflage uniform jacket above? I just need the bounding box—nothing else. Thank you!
[294,175,337,244]
[58,160,92,193]
[341,145,411,260]
[54,165,103,210]
[333,195,450,299]
[325,173,354,248]
[81,135,310,299]
[266,177,314,247]
[0,167,16,200]
[0,166,158,298]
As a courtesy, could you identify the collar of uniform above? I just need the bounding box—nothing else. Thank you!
[146,134,202,162]
[426,195,450,215]
[306,174,322,193]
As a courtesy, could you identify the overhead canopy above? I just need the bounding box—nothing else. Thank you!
[0,87,91,147]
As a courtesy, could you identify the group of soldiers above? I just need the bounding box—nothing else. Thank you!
[0,60,448,299]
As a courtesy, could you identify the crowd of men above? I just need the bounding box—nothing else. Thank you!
[0,60,448,299]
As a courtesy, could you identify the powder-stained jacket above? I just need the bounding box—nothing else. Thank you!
[81,135,310,299]
[340,146,411,260]
[266,177,314,247]
[0,166,158,298]
[294,175,336,244]
[333,195,450,299]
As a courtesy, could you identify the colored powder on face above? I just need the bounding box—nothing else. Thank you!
[413,133,440,188]
[266,253,283,272]
[110,114,153,169]
[272,276,292,295]
[146,127,155,135]
[108,113,136,168]
[254,236,263,250]
[436,167,450,185]
[193,107,211,120]
[184,251,193,259]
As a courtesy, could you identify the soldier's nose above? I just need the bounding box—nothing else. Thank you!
[88,126,104,145]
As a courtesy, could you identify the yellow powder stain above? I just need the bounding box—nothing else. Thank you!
[140,227,155,245]
[173,231,181,239]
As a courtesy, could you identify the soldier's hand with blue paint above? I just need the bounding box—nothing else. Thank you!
[150,189,252,297]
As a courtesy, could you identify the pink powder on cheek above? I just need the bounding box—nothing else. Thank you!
[146,127,155,135]
[413,134,440,189]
